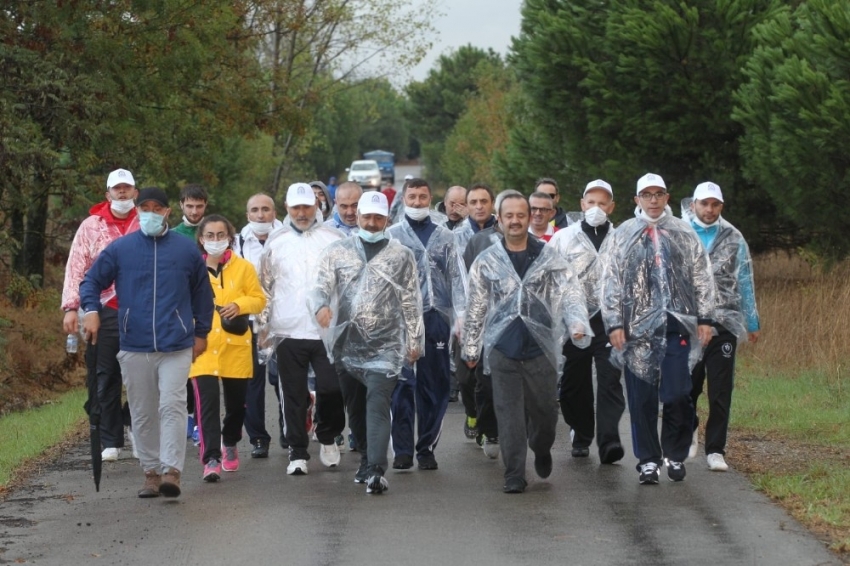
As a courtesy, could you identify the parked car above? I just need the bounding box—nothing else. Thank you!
[346,160,382,190]
[363,150,395,184]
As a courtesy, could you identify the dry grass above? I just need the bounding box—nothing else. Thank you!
[745,251,850,381]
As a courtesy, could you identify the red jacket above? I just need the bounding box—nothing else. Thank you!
[61,202,139,311]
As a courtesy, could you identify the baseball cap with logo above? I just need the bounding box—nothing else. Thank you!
[286,182,316,207]
[583,179,613,197]
[693,181,724,202]
[358,191,389,216]
[636,173,667,195]
[106,168,135,189]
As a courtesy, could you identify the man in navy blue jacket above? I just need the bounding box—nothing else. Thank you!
[81,187,214,499]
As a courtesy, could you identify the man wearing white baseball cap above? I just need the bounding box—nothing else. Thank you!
[257,183,346,476]
[687,182,760,472]
[62,168,139,463]
[600,172,716,485]
[548,178,625,463]
[310,190,424,494]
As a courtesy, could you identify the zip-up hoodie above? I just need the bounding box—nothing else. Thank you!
[80,228,214,353]
[61,201,139,311]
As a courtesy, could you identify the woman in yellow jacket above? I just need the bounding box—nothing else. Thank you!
[190,215,266,482]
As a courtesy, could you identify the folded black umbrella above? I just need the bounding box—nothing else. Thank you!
[82,339,102,492]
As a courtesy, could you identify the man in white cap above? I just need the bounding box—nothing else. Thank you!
[310,191,424,494]
[257,183,346,476]
[687,182,760,472]
[62,168,139,462]
[600,173,715,485]
[548,179,626,463]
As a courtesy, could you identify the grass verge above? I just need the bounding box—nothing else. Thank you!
[729,360,850,556]
[0,387,87,488]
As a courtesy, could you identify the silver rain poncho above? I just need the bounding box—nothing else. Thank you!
[600,211,716,382]
[387,219,467,327]
[692,217,760,341]
[256,219,344,361]
[547,222,615,318]
[462,243,591,375]
[308,237,425,379]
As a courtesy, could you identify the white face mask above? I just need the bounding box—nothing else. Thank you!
[583,206,607,227]
[692,216,719,229]
[110,199,135,215]
[405,206,430,221]
[249,221,273,235]
[203,240,229,256]
[183,215,200,227]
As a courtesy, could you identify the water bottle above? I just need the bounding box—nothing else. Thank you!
[66,333,79,354]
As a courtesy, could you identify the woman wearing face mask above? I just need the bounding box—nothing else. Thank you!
[189,215,266,482]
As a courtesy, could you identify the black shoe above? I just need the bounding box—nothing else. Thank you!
[667,460,686,482]
[503,476,527,494]
[463,417,478,440]
[417,452,438,470]
[534,451,553,479]
[639,462,660,485]
[250,439,270,458]
[599,442,624,465]
[366,469,388,494]
[392,454,414,470]
[354,459,369,484]
[571,446,590,458]
[448,389,459,403]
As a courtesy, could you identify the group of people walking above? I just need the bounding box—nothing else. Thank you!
[62,167,759,498]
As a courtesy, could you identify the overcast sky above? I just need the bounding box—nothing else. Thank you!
[407,0,524,83]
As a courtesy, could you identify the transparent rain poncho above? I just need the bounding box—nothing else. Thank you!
[547,222,615,318]
[694,217,760,341]
[256,219,344,361]
[387,220,467,326]
[308,237,425,379]
[462,243,591,375]
[600,210,716,382]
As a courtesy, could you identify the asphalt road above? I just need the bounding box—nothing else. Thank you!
[0,392,841,566]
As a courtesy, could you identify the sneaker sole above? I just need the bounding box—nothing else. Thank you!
[639,476,659,485]
[287,468,307,476]
[159,483,181,497]
[203,473,220,483]
[222,464,239,472]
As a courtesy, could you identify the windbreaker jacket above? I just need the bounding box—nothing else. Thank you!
[190,253,266,378]
[61,202,139,311]
[80,229,214,353]
[462,242,590,375]
[257,220,344,352]
[600,212,715,381]
[308,237,424,379]
[547,221,615,318]
[691,218,760,340]
[387,218,467,325]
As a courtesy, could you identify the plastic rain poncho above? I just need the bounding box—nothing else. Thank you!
[600,211,716,382]
[308,237,425,379]
[387,219,467,326]
[256,219,344,360]
[547,221,614,318]
[690,217,760,341]
[462,243,591,375]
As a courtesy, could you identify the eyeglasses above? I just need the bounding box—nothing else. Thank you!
[202,232,230,241]
[638,191,668,202]
[530,207,552,214]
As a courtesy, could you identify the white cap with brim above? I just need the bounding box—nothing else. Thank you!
[583,179,613,197]
[286,182,316,207]
[693,181,724,202]
[107,168,135,189]
[636,173,666,194]
[358,191,389,216]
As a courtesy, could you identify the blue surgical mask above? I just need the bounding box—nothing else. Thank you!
[139,211,166,236]
[358,229,386,244]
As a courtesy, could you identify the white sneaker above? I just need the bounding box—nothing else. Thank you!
[101,447,120,462]
[482,436,500,459]
[688,428,699,460]
[319,443,341,467]
[286,459,309,475]
[707,453,729,472]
